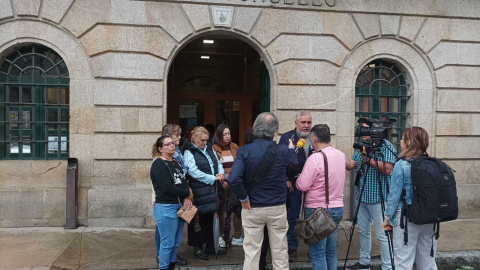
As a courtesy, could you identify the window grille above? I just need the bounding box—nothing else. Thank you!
[355,59,409,152]
[0,44,69,159]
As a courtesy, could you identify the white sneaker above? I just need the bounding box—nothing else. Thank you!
[231,235,243,246]
[219,236,226,248]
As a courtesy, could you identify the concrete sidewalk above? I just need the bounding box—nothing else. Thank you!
[1,219,479,270]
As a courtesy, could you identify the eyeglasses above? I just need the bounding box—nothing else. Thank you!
[163,141,175,147]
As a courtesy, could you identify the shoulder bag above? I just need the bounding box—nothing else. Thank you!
[245,143,279,193]
[294,150,338,244]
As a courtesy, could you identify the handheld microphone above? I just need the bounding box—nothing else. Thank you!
[295,138,306,154]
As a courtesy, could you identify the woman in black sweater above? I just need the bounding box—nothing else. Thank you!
[151,135,193,270]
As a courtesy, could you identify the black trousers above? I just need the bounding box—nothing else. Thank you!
[188,212,214,250]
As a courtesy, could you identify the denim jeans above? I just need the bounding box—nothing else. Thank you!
[155,225,160,257]
[286,187,302,250]
[153,203,184,269]
[304,207,343,270]
[357,202,392,270]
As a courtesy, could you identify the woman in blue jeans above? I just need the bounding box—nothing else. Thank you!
[296,124,347,270]
[153,124,189,266]
[151,135,193,270]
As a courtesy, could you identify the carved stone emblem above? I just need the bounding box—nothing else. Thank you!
[212,7,233,27]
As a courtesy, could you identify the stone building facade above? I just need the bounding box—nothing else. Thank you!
[0,0,479,227]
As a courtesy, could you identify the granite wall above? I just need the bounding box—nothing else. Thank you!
[0,0,479,227]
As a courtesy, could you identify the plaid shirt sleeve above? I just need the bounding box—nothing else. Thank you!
[351,151,362,170]
[355,140,397,204]
[381,140,397,165]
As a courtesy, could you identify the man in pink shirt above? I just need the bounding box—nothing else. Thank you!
[296,124,346,270]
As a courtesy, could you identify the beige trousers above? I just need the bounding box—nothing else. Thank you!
[242,204,289,270]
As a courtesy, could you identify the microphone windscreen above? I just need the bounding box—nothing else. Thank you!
[296,138,306,149]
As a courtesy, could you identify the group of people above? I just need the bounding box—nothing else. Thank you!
[150,123,243,270]
[150,110,438,270]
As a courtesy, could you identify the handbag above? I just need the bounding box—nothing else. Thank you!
[177,204,198,224]
[160,159,197,224]
[294,150,338,244]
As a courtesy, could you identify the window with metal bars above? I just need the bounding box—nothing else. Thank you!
[355,59,409,152]
[0,44,69,160]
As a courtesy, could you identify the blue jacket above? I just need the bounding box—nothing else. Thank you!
[385,159,414,226]
[228,139,299,208]
[279,129,312,182]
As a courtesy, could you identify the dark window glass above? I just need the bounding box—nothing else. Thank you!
[0,44,69,159]
[355,59,409,152]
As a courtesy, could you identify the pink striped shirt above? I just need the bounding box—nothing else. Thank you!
[296,146,346,209]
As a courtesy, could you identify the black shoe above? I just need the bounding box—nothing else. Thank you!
[347,262,370,270]
[175,255,187,265]
[156,257,159,266]
[168,262,176,270]
[205,249,226,255]
[193,247,209,260]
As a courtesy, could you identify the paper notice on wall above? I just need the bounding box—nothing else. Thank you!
[187,118,197,126]
[233,101,240,112]
[179,105,197,118]
[10,111,18,121]
[48,136,67,152]
[23,111,31,129]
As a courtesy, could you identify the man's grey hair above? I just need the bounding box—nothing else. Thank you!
[253,112,279,140]
[294,110,311,123]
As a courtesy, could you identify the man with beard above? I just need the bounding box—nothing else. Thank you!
[279,110,313,262]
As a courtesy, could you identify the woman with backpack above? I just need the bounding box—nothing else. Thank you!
[382,127,438,269]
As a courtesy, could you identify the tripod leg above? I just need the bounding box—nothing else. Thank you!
[373,154,396,270]
[343,161,371,270]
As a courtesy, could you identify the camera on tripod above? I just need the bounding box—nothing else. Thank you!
[345,117,399,270]
[353,118,397,151]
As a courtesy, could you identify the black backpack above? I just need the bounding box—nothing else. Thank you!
[400,155,458,256]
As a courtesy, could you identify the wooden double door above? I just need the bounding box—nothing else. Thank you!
[168,93,260,146]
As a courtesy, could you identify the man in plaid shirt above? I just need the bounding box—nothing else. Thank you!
[346,130,396,270]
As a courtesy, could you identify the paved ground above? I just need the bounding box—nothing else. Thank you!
[0,219,479,270]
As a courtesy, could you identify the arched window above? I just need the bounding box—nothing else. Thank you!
[0,44,69,159]
[355,59,409,151]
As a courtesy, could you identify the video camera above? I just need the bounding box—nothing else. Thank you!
[353,118,397,151]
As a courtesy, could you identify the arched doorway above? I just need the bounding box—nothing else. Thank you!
[166,35,269,145]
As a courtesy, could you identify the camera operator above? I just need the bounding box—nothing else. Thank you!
[345,123,396,270]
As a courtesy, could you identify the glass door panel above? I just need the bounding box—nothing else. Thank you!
[215,100,240,145]
[179,100,205,130]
